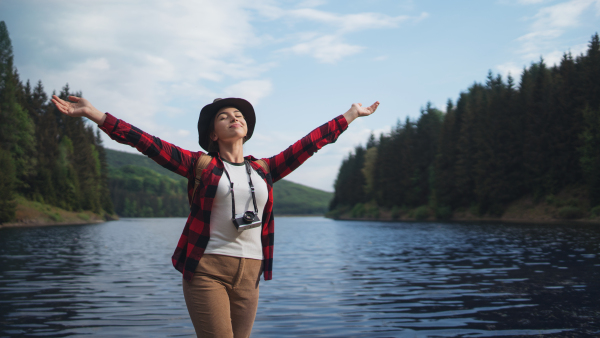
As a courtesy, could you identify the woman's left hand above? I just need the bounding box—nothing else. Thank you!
[343,101,380,124]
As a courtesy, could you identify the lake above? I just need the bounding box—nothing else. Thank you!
[1,217,599,337]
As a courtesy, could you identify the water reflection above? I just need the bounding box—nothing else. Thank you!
[1,218,599,337]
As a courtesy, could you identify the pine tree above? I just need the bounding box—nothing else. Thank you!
[434,99,458,209]
[330,146,366,210]
[0,21,35,202]
[0,148,16,222]
[454,91,477,208]
[96,129,114,214]
[580,106,600,206]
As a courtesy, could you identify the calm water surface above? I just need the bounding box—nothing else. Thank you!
[1,217,599,337]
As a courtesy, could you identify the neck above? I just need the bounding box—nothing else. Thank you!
[218,139,244,163]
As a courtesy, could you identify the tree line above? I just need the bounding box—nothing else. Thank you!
[0,21,114,222]
[108,165,189,217]
[330,33,600,220]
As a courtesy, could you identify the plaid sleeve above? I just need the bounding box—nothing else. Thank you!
[264,114,348,183]
[98,113,201,178]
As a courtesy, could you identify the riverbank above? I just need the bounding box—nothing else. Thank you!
[0,196,118,229]
[327,192,600,224]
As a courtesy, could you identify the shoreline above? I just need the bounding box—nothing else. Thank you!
[328,193,600,225]
[0,219,107,229]
[329,215,600,225]
[274,214,325,217]
[0,196,118,230]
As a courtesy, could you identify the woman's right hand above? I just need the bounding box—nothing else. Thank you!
[51,95,106,125]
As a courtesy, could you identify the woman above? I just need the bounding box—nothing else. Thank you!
[52,94,379,337]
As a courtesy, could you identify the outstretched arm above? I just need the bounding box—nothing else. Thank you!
[52,95,200,179]
[264,101,379,182]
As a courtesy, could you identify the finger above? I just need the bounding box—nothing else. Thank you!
[51,97,64,109]
[52,99,67,113]
[68,95,80,102]
[52,98,71,114]
[52,95,66,105]
[370,101,380,111]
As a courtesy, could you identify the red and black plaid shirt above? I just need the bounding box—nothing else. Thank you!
[99,112,348,281]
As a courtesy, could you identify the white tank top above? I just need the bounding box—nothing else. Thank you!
[204,159,267,260]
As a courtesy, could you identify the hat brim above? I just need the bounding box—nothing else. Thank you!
[197,98,256,152]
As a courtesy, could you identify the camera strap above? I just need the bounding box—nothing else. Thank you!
[221,160,259,220]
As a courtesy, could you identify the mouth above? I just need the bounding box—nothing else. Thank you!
[230,123,243,128]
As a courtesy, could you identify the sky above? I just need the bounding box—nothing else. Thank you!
[1,0,599,192]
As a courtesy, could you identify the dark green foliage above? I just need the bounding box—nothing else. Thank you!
[0,148,16,222]
[579,106,600,206]
[414,206,430,220]
[108,165,188,217]
[329,145,367,210]
[591,206,600,218]
[0,21,35,196]
[96,131,114,214]
[0,21,113,220]
[105,148,182,181]
[351,203,365,218]
[331,32,600,220]
[557,206,584,220]
[435,206,452,220]
[390,205,400,219]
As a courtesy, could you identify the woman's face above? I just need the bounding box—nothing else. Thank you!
[210,107,248,144]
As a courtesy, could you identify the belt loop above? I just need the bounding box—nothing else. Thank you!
[232,257,245,289]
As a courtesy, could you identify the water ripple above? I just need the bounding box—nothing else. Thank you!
[1,218,599,337]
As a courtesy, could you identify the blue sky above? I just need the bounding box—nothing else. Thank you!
[1,0,599,191]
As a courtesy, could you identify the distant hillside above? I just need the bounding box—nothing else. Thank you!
[273,180,333,215]
[105,149,332,216]
[106,149,182,181]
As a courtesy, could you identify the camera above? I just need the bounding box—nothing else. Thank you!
[232,211,262,232]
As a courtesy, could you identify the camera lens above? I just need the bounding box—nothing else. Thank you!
[243,211,255,222]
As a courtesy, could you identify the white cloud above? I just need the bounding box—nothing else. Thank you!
[177,130,191,137]
[516,0,599,59]
[295,0,327,8]
[278,9,427,63]
[518,0,547,4]
[288,8,426,33]
[531,0,596,30]
[286,35,364,63]
[497,0,599,77]
[497,0,548,5]
[223,80,273,105]
[21,0,270,122]
[496,61,524,78]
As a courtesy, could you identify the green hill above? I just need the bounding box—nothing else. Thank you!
[105,149,332,216]
[272,179,333,215]
[106,148,182,181]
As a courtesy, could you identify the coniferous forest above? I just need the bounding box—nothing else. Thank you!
[330,33,600,221]
[0,21,114,223]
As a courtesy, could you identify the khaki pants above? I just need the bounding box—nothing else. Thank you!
[182,254,263,338]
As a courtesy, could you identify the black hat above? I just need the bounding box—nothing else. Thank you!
[197,98,256,152]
